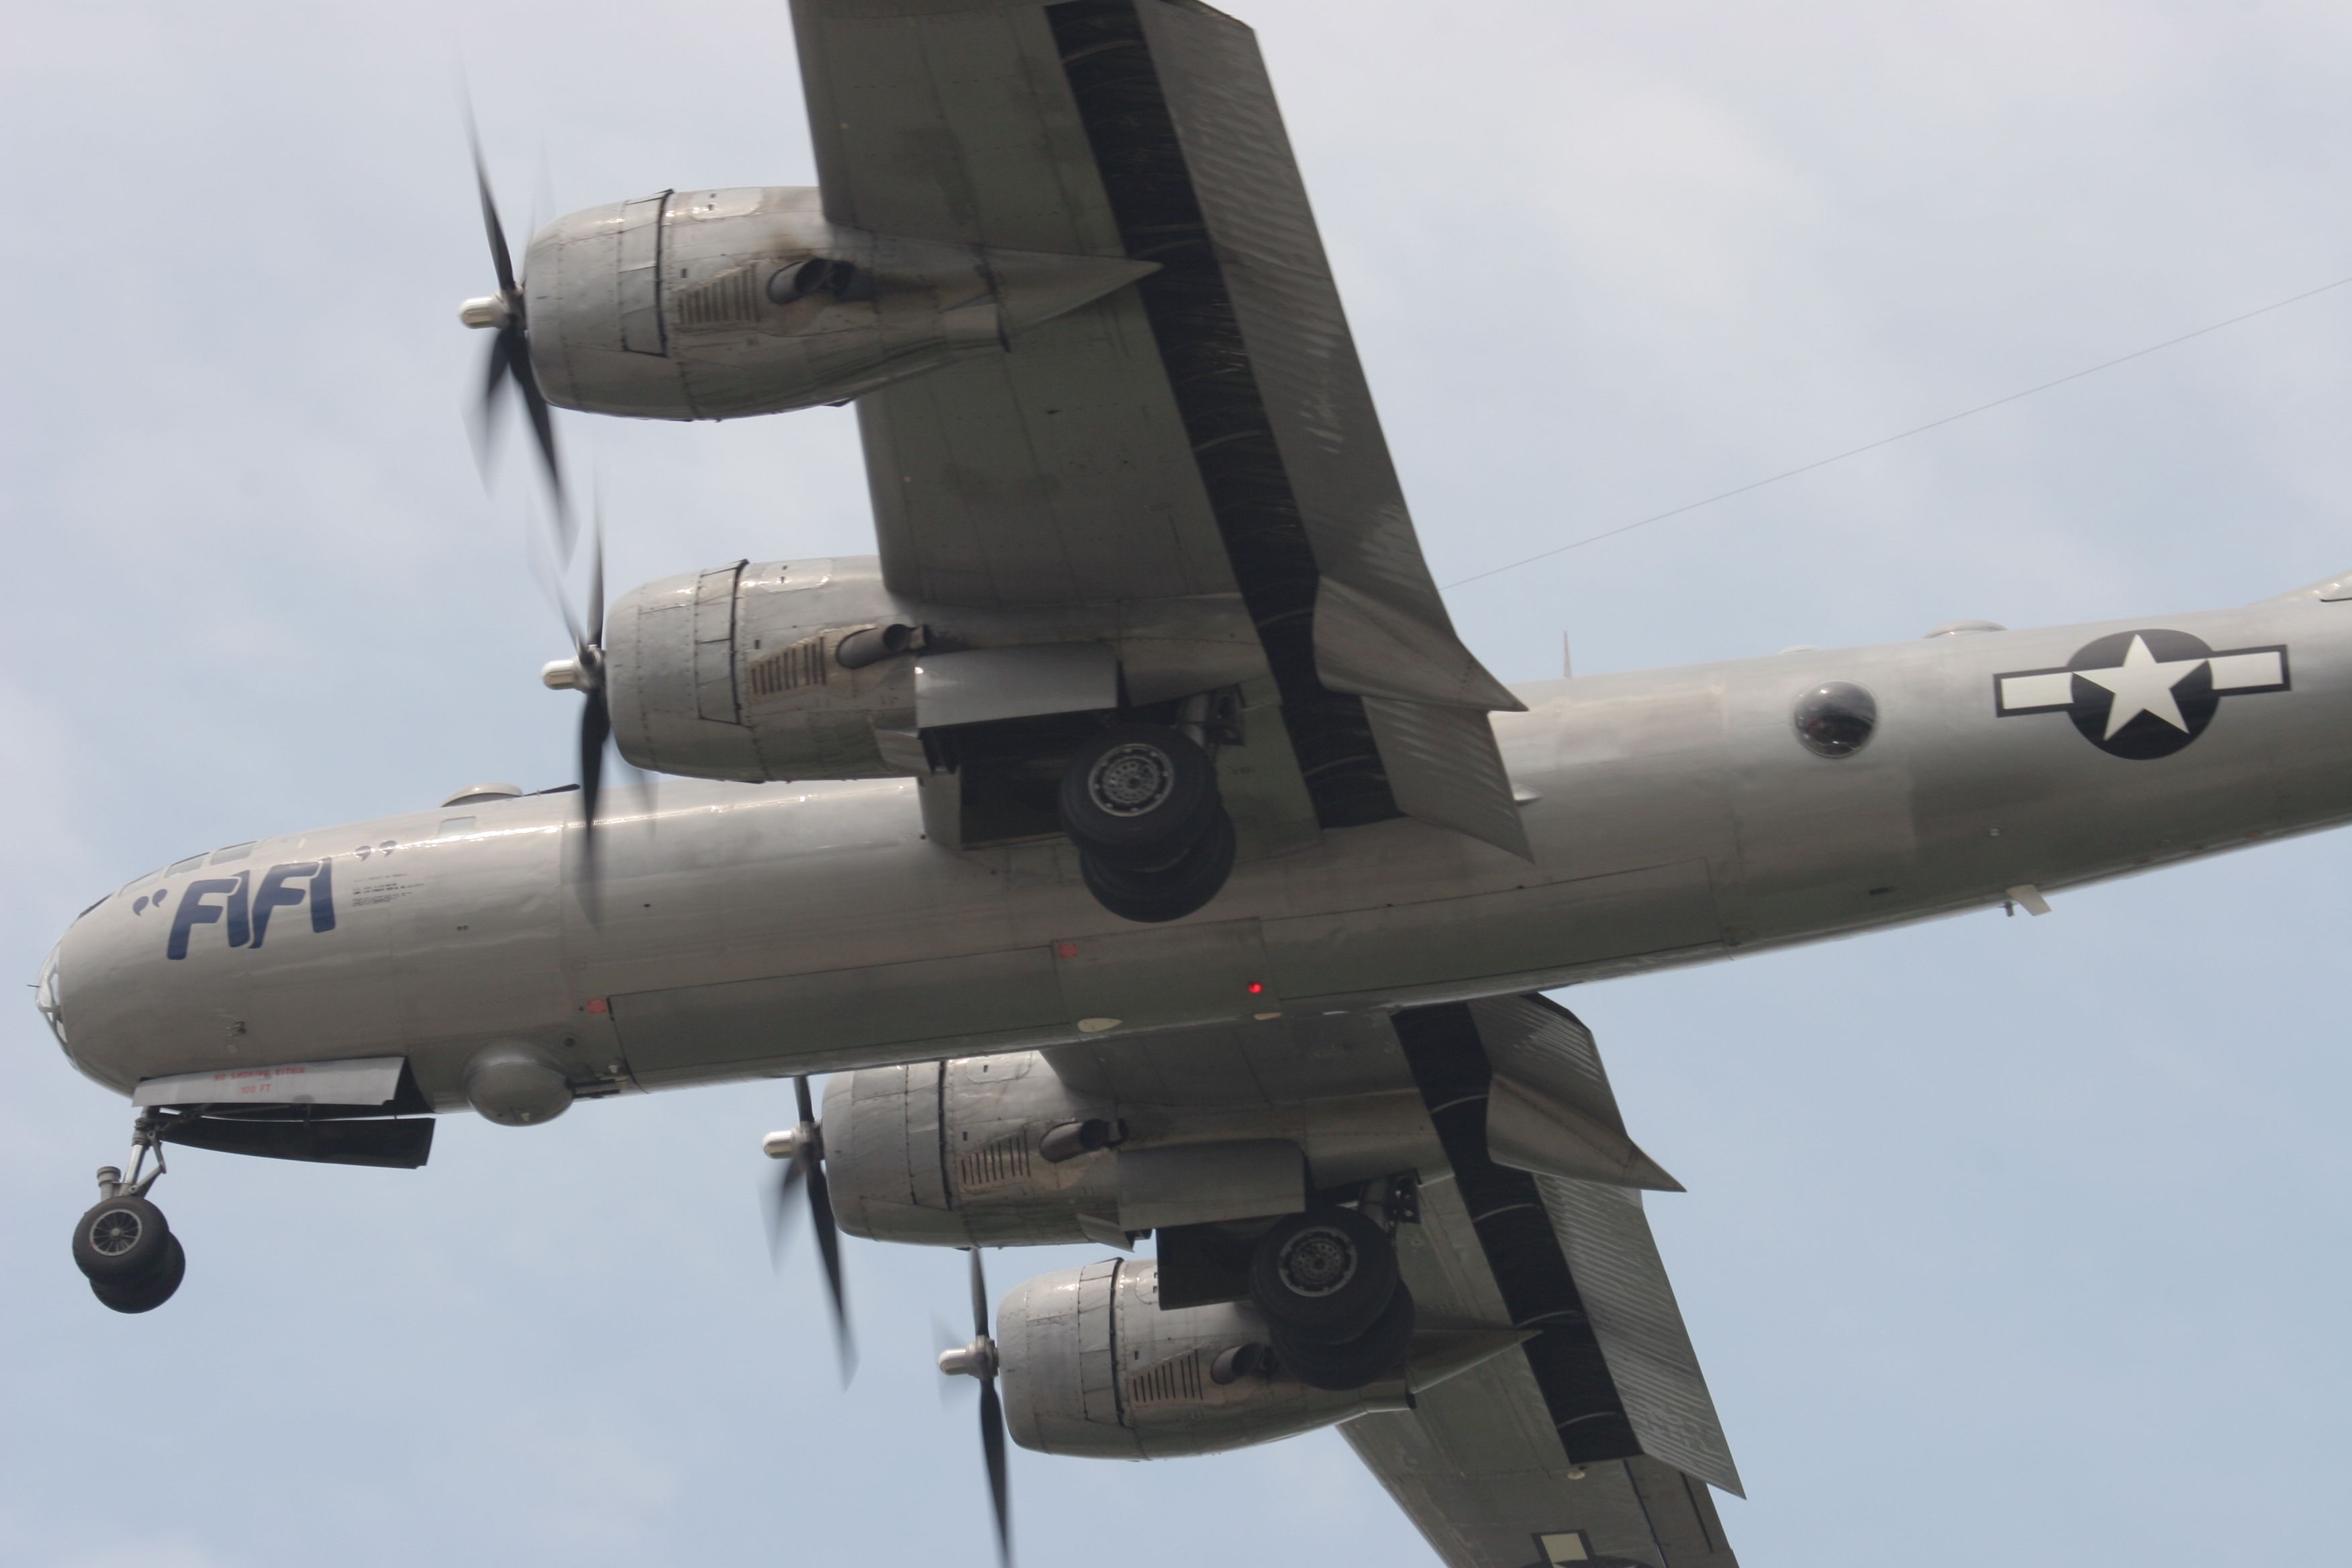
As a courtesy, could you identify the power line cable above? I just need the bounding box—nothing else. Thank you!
[1442,271,2352,591]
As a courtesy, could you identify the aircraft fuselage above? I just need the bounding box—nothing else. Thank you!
[48,587,2352,1109]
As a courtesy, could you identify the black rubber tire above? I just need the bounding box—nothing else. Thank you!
[1270,1279,1417,1391]
[72,1194,173,1283]
[91,1233,185,1314]
[1078,805,1236,924]
[1058,723,1220,869]
[1247,1204,1399,1342]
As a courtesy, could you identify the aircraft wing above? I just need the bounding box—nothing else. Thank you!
[786,0,1529,856]
[1351,1181,1739,1568]
[1046,993,1741,1567]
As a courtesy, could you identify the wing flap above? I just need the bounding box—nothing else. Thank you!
[1358,1141,1738,1568]
[1131,1,1520,714]
[1345,1395,1737,1568]
[1463,996,1739,1494]
[1365,698,1533,859]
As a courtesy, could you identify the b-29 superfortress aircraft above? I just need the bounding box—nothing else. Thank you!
[38,3,2352,1565]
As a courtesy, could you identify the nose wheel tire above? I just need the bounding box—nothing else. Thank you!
[91,1233,185,1314]
[1246,1205,1400,1342]
[1077,805,1236,924]
[1269,1279,1417,1391]
[1059,723,1220,869]
[72,1194,174,1283]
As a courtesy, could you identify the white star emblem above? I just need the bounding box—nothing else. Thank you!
[2075,633,2204,740]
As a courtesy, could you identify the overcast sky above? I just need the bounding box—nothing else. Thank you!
[6,2,2352,1564]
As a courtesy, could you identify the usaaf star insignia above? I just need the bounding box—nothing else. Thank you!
[1994,628,2289,759]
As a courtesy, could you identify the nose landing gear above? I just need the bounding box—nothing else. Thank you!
[72,1114,186,1314]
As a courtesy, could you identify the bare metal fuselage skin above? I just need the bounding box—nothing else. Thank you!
[50,588,2352,1106]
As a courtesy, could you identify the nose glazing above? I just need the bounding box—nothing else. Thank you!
[34,940,67,1057]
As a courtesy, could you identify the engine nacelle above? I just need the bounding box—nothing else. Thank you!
[998,1258,1406,1459]
[523,186,1153,421]
[603,557,1265,785]
[605,558,918,782]
[820,1052,1431,1248]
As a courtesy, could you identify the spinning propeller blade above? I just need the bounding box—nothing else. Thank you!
[763,1076,855,1382]
[462,115,571,560]
[574,489,609,896]
[967,1247,1012,1566]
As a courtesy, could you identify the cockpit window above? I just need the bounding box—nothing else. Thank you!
[1793,682,1879,758]
[209,842,255,865]
[121,868,162,894]
[167,853,207,875]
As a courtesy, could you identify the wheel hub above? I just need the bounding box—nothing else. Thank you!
[1277,1226,1357,1297]
[1087,742,1176,818]
[88,1209,142,1257]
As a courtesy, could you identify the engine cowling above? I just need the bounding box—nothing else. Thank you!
[602,556,1266,785]
[522,186,1154,421]
[997,1257,1406,1459]
[820,1052,1432,1248]
[605,557,917,782]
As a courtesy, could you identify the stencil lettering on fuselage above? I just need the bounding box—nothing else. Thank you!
[1994,628,2289,759]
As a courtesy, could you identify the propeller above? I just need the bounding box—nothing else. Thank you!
[762,1075,855,1381]
[538,487,612,897]
[459,115,573,561]
[936,1247,1012,1566]
[459,121,644,904]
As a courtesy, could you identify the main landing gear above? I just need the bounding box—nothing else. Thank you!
[1059,718,1236,924]
[1244,1178,1419,1391]
[72,1113,186,1314]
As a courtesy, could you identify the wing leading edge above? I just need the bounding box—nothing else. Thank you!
[788,0,1529,856]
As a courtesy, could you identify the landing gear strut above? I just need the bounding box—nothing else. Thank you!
[1246,1177,1420,1391]
[1059,716,1235,924]
[72,1113,186,1314]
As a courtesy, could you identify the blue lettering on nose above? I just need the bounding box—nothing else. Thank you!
[250,858,336,948]
[168,877,246,961]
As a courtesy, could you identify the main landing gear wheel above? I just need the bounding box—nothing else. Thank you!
[1269,1279,1417,1391]
[1077,805,1236,924]
[1058,723,1220,869]
[1246,1204,1400,1342]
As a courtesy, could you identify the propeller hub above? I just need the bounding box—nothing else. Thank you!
[763,1123,822,1162]
[938,1336,999,1380]
[542,651,602,693]
[459,293,516,330]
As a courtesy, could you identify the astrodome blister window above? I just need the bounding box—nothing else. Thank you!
[1793,682,1878,758]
